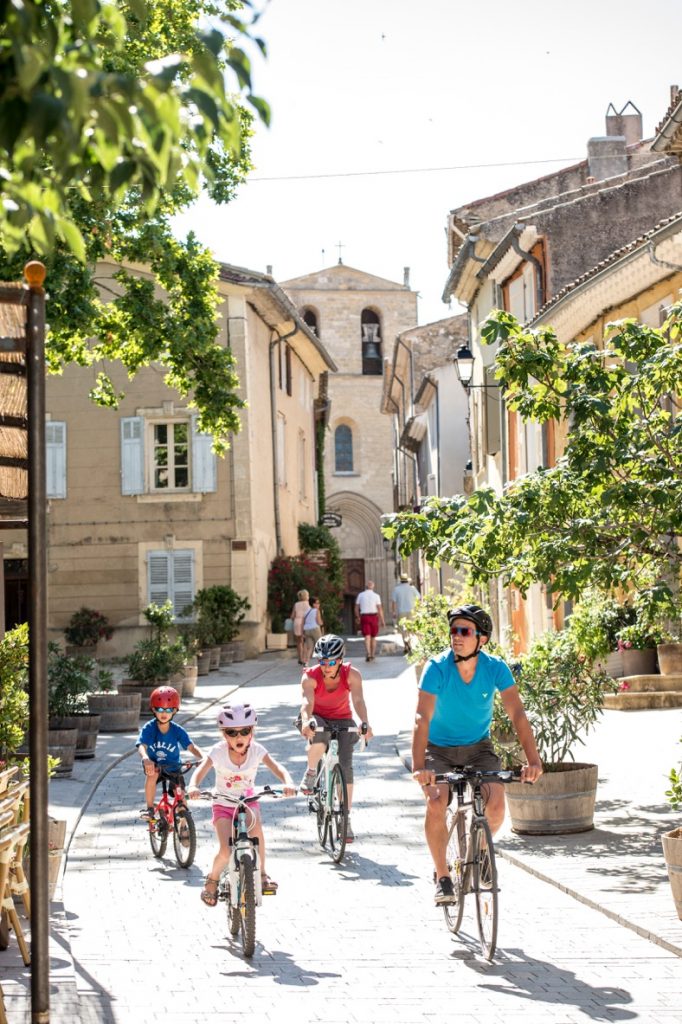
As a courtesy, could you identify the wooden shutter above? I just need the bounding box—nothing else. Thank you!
[148,551,170,607]
[46,421,66,498]
[121,417,144,495]
[191,416,217,493]
[172,550,195,619]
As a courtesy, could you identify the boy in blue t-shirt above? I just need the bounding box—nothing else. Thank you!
[136,685,204,821]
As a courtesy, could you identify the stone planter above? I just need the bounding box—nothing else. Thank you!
[49,713,101,759]
[266,633,288,651]
[220,644,235,666]
[621,647,657,677]
[657,643,682,676]
[87,691,141,731]
[506,762,598,835]
[662,827,682,920]
[209,645,221,671]
[197,650,211,676]
[596,651,624,679]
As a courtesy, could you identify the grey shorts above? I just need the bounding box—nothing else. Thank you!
[424,738,500,775]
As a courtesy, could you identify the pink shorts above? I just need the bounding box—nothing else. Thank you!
[360,613,379,637]
[212,802,261,826]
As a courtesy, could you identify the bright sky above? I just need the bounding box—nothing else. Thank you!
[173,0,682,326]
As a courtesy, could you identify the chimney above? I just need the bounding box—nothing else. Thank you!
[671,84,681,106]
[266,264,273,276]
[605,100,643,147]
[403,266,410,288]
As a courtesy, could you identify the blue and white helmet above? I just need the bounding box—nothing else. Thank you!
[313,634,345,660]
[216,703,258,728]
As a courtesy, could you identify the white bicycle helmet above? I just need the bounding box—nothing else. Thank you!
[313,634,345,660]
[216,703,258,728]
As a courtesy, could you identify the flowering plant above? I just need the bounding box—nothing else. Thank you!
[615,622,670,651]
[666,737,682,811]
[64,607,113,647]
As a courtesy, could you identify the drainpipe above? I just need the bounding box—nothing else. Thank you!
[511,224,545,312]
[269,324,298,554]
[647,241,682,272]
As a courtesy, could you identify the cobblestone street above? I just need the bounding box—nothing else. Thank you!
[3,650,682,1022]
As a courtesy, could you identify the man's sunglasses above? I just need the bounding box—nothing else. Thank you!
[450,626,480,638]
[223,727,253,737]
[153,706,176,713]
[318,658,340,667]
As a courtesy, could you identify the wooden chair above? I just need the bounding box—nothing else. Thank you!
[0,820,31,967]
[0,782,30,916]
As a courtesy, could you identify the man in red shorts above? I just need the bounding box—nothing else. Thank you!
[354,580,385,661]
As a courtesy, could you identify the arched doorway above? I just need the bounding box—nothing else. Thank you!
[325,492,392,633]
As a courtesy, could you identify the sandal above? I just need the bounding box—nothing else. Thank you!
[261,873,278,894]
[200,876,219,907]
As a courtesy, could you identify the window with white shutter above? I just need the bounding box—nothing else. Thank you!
[46,421,66,498]
[191,416,217,493]
[121,417,144,495]
[147,549,195,619]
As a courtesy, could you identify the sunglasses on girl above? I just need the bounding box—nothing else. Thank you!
[153,706,176,713]
[450,625,480,638]
[318,658,340,666]
[223,727,253,737]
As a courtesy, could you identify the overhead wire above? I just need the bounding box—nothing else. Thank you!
[250,156,583,182]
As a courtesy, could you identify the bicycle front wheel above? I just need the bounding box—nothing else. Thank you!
[315,760,328,849]
[173,806,196,868]
[443,806,466,934]
[149,812,168,858]
[224,877,240,936]
[472,817,498,960]
[238,858,257,958]
[328,765,348,863]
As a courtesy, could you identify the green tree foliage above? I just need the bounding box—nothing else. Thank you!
[0,624,29,759]
[383,304,682,603]
[268,552,344,635]
[0,0,269,450]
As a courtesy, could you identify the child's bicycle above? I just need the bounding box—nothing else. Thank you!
[197,787,281,959]
[434,766,521,960]
[306,719,367,864]
[144,761,199,868]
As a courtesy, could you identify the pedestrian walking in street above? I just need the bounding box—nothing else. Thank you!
[296,634,373,843]
[290,588,311,665]
[391,573,420,655]
[302,596,324,665]
[411,604,543,905]
[136,686,204,822]
[188,703,296,906]
[354,580,385,661]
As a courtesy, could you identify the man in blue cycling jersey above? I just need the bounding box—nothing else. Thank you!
[411,604,542,905]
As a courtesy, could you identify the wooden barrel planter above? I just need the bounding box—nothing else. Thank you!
[657,643,682,676]
[46,725,79,776]
[183,660,198,697]
[227,640,246,662]
[506,762,598,835]
[209,646,221,671]
[87,691,141,731]
[197,650,211,676]
[220,644,235,667]
[662,827,682,920]
[50,713,101,759]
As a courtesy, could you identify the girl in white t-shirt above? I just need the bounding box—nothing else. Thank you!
[188,703,295,906]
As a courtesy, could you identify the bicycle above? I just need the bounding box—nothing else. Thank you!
[144,761,199,868]
[306,719,367,864]
[434,767,520,960]
[197,787,280,958]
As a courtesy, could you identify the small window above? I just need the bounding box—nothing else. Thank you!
[152,421,189,491]
[334,424,353,472]
[46,421,67,498]
[361,309,383,375]
[302,308,319,336]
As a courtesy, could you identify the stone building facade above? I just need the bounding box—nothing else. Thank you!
[281,263,418,631]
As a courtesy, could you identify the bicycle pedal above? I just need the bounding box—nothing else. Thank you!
[261,886,277,896]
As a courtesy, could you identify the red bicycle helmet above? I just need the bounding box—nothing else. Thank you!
[149,685,180,711]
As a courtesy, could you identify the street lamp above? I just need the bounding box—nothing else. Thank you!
[454,344,474,389]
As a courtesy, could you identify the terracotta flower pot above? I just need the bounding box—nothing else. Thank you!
[657,643,682,676]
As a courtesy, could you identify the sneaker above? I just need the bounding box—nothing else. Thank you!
[434,876,456,905]
[346,818,354,843]
[300,768,316,795]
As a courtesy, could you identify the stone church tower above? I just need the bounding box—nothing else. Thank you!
[281,263,418,631]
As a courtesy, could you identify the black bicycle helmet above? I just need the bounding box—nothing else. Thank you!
[313,634,345,660]
[447,604,493,638]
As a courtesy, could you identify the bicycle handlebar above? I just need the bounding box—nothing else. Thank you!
[192,785,284,804]
[434,767,522,785]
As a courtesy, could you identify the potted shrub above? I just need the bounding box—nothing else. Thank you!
[566,590,635,678]
[503,628,618,835]
[47,644,102,761]
[121,602,186,709]
[64,606,113,656]
[87,663,141,732]
[0,624,29,765]
[192,585,250,664]
[401,589,453,682]
[615,620,669,677]
[662,737,682,920]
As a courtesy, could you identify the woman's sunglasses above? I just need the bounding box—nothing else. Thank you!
[223,727,253,737]
[318,658,340,667]
[450,626,480,638]
[153,706,176,713]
